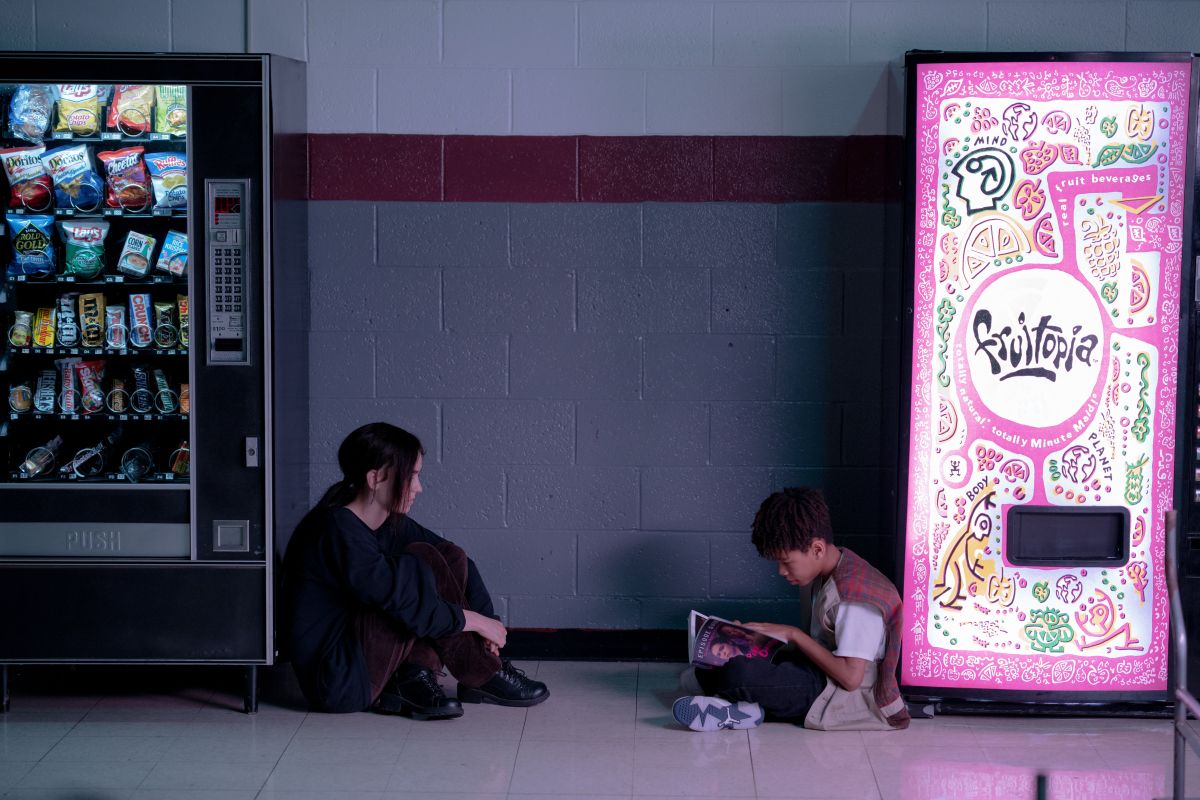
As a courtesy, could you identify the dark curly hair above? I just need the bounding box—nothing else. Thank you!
[751,487,833,558]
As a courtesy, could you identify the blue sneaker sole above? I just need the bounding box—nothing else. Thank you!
[672,696,763,731]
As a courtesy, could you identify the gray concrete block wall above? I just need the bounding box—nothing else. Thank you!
[4,1,1198,138]
[0,0,247,53]
[308,199,899,628]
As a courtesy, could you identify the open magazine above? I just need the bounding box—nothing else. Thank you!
[688,610,787,668]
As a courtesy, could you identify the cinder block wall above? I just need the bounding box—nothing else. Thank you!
[6,0,1198,629]
[305,199,897,627]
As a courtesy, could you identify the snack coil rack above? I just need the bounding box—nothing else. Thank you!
[1,82,190,487]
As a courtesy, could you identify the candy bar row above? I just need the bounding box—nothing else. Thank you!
[7,215,187,279]
[8,293,189,350]
[9,360,189,417]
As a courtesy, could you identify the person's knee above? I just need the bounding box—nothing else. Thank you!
[404,541,444,567]
[719,655,759,683]
[699,656,753,694]
[436,541,468,569]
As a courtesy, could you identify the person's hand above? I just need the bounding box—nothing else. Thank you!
[484,639,500,657]
[743,621,800,644]
[463,609,507,649]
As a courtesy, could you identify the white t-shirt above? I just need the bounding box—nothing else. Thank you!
[809,599,885,662]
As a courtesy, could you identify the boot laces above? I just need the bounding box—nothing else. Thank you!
[499,660,528,685]
[415,668,446,698]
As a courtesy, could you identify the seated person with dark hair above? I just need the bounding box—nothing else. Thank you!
[673,487,909,732]
[283,422,549,720]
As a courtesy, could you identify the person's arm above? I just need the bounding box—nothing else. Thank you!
[742,622,869,691]
[462,609,506,648]
[324,513,465,640]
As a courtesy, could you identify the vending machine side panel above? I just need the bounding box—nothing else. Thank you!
[265,54,309,556]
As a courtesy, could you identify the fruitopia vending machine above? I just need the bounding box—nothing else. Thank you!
[900,52,1197,708]
[0,54,307,711]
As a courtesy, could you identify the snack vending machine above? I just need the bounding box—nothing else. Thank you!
[0,54,306,711]
[900,52,1198,709]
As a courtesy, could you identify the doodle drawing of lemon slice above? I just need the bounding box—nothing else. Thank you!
[1129,258,1151,314]
[937,395,959,444]
[961,215,1030,287]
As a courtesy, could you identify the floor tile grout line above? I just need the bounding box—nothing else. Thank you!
[744,728,759,798]
[253,708,309,800]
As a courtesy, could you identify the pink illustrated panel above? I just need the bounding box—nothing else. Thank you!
[904,61,1192,692]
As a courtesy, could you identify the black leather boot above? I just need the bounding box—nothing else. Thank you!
[374,664,463,720]
[458,660,549,707]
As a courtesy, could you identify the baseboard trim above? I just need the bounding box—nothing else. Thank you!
[505,629,686,662]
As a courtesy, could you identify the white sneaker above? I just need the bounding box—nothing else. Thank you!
[672,695,764,732]
[678,666,703,694]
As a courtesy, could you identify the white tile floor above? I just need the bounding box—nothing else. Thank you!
[0,660,1197,800]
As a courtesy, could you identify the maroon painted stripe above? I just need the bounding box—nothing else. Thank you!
[445,136,577,202]
[580,136,712,202]
[308,134,901,203]
[309,134,441,201]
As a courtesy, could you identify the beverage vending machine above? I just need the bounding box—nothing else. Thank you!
[0,53,307,712]
[900,51,1199,710]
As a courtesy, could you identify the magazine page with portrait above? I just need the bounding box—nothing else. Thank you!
[687,610,787,668]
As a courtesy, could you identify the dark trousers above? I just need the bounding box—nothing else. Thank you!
[354,540,502,704]
[697,650,827,721]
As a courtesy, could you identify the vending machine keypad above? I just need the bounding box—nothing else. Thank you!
[206,180,250,364]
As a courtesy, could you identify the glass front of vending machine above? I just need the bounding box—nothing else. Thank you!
[0,54,307,712]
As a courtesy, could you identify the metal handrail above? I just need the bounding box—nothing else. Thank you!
[1167,510,1200,800]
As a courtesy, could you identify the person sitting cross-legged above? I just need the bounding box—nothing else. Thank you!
[673,487,909,733]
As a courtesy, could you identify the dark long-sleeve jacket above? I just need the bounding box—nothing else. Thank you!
[282,506,492,712]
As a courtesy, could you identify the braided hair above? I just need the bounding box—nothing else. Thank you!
[751,487,833,558]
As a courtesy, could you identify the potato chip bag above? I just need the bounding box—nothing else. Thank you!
[145,152,187,209]
[0,144,53,210]
[107,85,154,135]
[59,220,109,279]
[6,214,56,277]
[55,85,104,136]
[154,86,187,135]
[8,85,54,143]
[97,146,152,210]
[41,143,104,211]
